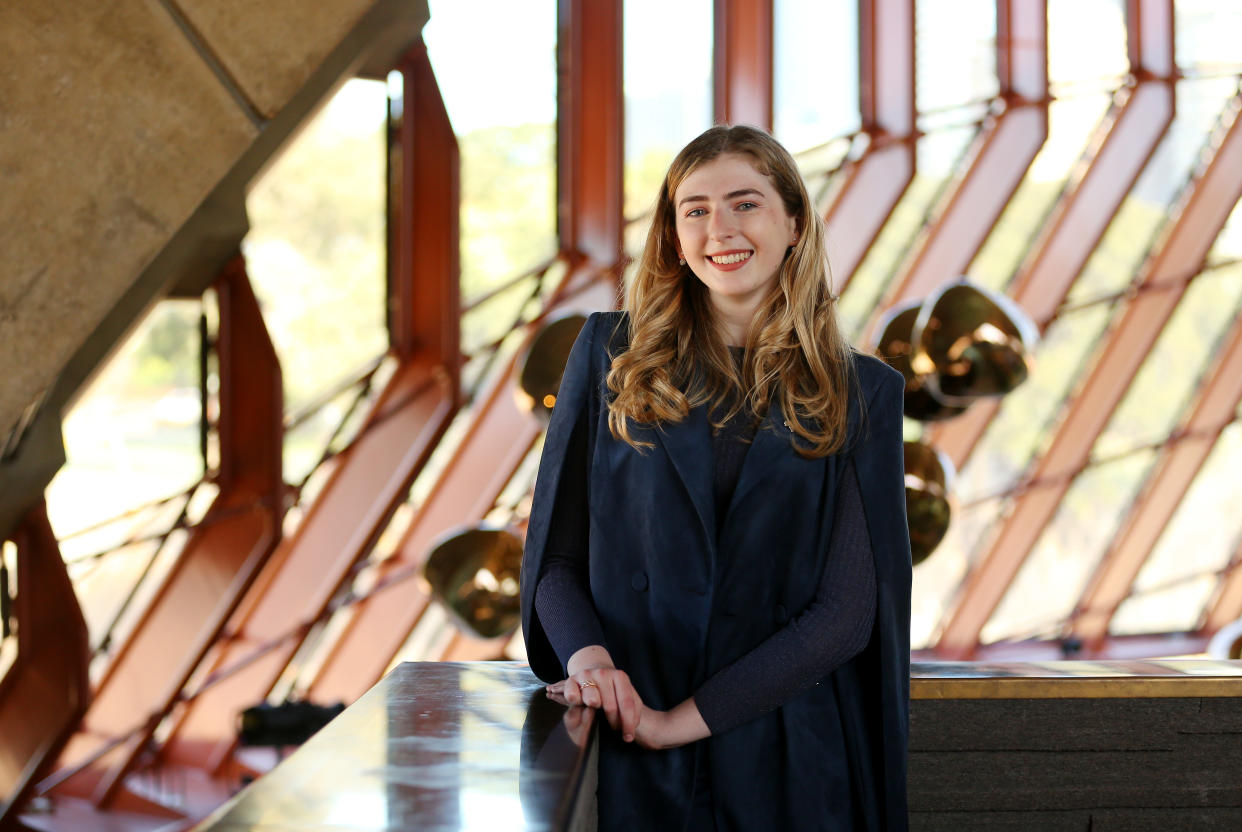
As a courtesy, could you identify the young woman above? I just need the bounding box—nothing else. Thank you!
[520,125,911,831]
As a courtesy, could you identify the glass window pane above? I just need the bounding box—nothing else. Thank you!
[1175,0,1242,72]
[981,450,1157,645]
[836,124,977,340]
[1112,418,1242,635]
[624,0,713,223]
[773,0,859,154]
[1068,77,1239,304]
[244,79,388,417]
[968,93,1113,293]
[1095,252,1242,459]
[424,0,558,298]
[916,0,997,114]
[48,300,205,538]
[1048,0,1127,89]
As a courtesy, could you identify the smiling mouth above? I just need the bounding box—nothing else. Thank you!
[708,251,753,265]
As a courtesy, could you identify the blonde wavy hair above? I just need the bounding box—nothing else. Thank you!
[606,125,856,459]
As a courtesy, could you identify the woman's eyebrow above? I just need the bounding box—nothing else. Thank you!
[677,187,765,207]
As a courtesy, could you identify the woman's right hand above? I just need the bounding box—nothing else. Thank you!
[545,646,644,742]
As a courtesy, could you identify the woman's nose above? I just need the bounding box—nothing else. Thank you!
[708,209,735,239]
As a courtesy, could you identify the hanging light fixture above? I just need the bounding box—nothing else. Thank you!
[903,440,955,566]
[909,280,1038,406]
[872,299,969,422]
[515,314,588,423]
[423,527,524,640]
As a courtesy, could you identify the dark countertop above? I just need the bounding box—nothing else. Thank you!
[195,659,1242,830]
[194,662,596,832]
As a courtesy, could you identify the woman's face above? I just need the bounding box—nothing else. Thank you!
[672,152,798,324]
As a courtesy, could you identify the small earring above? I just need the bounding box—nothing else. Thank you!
[678,256,686,265]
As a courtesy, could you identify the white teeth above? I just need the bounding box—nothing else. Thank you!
[709,252,752,265]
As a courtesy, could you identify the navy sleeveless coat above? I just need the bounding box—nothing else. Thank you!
[520,311,911,831]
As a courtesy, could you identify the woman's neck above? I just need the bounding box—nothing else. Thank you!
[710,297,756,347]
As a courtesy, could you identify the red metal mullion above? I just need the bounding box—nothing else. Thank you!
[0,502,91,826]
[820,0,916,294]
[306,4,627,700]
[865,0,1048,339]
[1069,309,1242,648]
[558,0,624,266]
[391,43,461,390]
[713,0,774,130]
[935,90,1242,658]
[158,41,461,774]
[1204,536,1242,634]
[305,275,618,702]
[927,0,1176,469]
[43,256,285,805]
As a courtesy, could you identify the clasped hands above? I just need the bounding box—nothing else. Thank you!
[544,645,709,750]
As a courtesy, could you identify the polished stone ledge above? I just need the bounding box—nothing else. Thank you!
[195,662,597,831]
[195,659,1242,830]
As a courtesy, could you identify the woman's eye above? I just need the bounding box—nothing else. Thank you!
[736,201,758,211]
[686,208,706,218]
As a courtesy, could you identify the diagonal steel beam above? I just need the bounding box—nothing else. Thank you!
[1071,303,1242,648]
[819,0,915,294]
[301,0,627,704]
[928,0,1177,470]
[713,0,773,129]
[0,501,90,826]
[935,89,1242,658]
[306,273,617,702]
[46,255,285,806]
[866,0,1048,337]
[158,41,460,772]
[1204,531,1242,634]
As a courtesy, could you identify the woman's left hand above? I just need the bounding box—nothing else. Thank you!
[545,667,644,742]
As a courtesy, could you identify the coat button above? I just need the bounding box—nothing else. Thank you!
[775,604,788,623]
[631,571,649,592]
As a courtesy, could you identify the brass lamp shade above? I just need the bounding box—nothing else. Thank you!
[872,300,969,422]
[515,314,589,423]
[910,281,1038,406]
[904,440,954,566]
[423,527,524,640]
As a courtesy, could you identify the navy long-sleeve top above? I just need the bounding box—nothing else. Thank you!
[533,352,877,735]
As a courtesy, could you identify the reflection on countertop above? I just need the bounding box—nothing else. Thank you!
[194,662,596,832]
[194,659,1242,829]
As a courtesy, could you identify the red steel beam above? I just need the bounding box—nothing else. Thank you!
[390,40,460,389]
[308,0,626,697]
[0,501,91,827]
[1071,308,1242,648]
[160,41,460,772]
[47,256,285,807]
[1205,535,1242,634]
[558,0,624,266]
[867,0,1048,337]
[305,271,618,702]
[935,90,1242,659]
[713,0,774,130]
[928,0,1177,469]
[820,0,915,293]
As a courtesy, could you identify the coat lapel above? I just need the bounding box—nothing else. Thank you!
[652,405,716,546]
[728,397,792,513]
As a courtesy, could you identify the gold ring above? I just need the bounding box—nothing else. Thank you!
[577,679,598,689]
